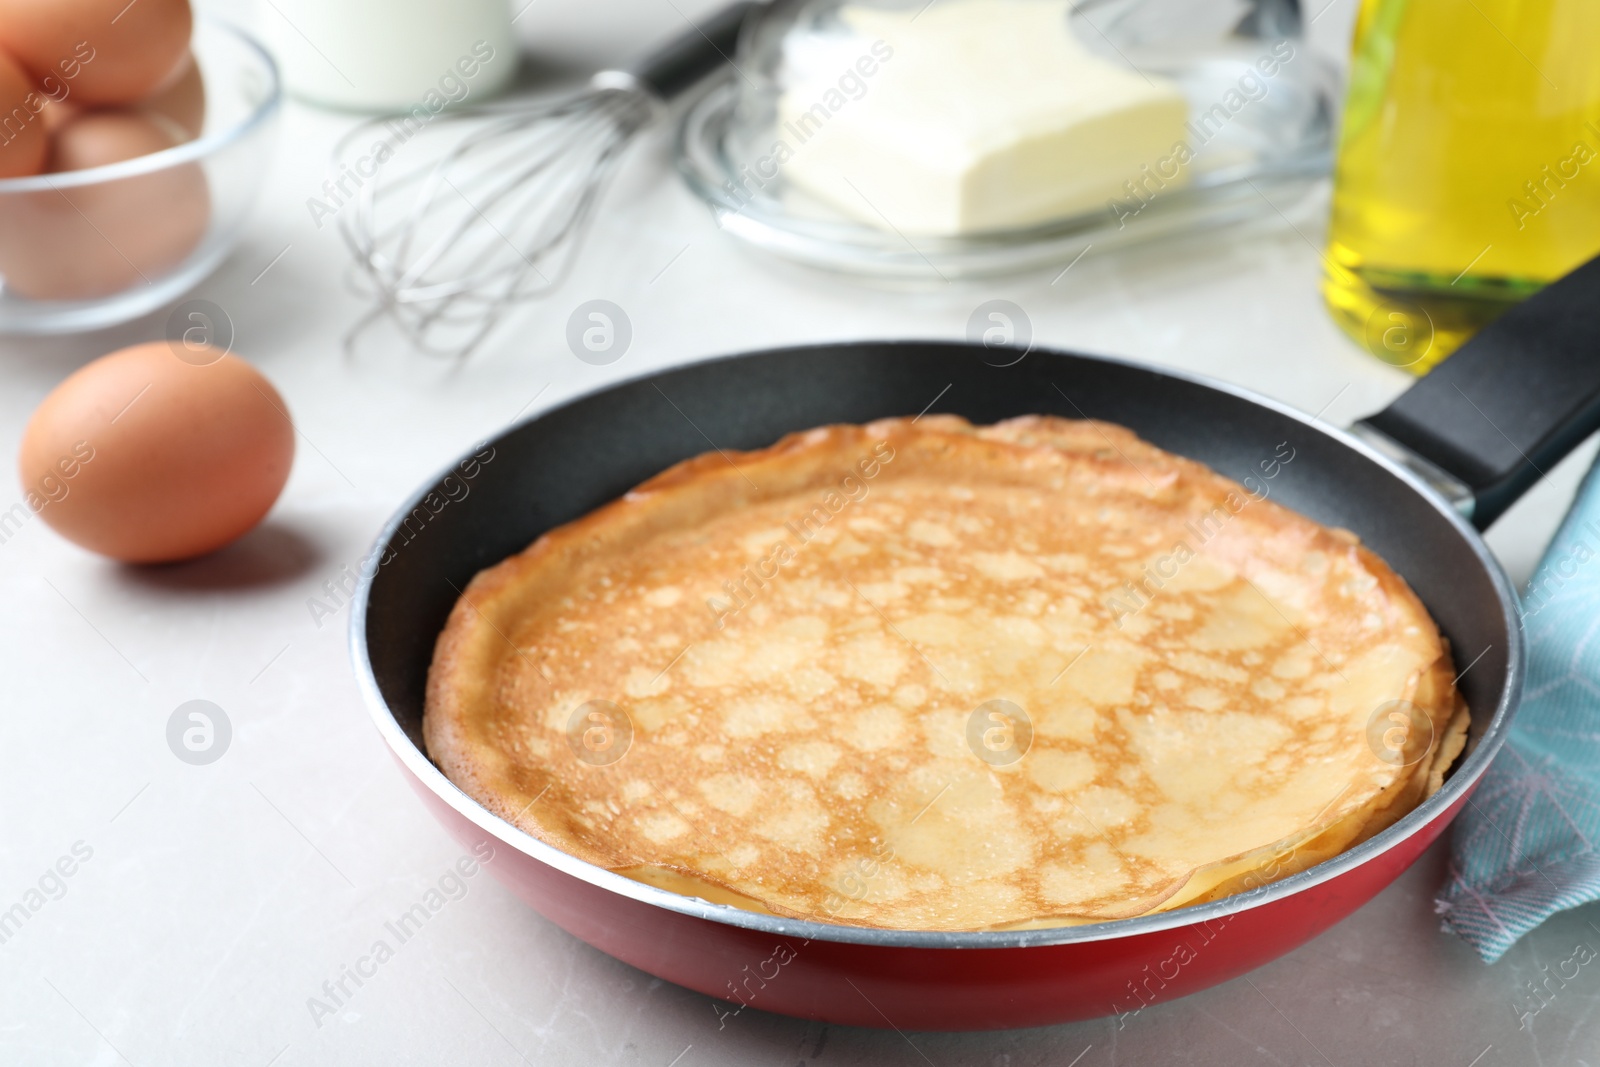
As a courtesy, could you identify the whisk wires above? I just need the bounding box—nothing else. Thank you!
[336,85,655,359]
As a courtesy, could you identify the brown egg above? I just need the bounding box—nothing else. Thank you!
[140,50,203,139]
[48,107,175,170]
[0,109,210,300]
[19,342,295,563]
[0,0,192,107]
[36,93,80,134]
[0,49,47,176]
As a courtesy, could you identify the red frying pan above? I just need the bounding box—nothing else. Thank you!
[351,255,1600,1030]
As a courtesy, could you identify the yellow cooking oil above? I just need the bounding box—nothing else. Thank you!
[1323,0,1600,373]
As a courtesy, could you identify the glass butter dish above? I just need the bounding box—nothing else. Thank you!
[676,0,1337,280]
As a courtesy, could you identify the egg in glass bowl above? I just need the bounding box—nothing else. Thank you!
[0,15,281,334]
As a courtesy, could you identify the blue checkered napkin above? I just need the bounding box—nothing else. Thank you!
[1436,458,1600,962]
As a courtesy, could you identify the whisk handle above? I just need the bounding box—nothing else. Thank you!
[627,1,761,100]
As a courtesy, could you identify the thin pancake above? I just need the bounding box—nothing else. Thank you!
[425,416,1465,931]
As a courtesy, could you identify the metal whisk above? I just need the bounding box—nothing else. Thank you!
[335,3,757,359]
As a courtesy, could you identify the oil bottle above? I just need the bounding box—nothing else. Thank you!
[1323,0,1600,373]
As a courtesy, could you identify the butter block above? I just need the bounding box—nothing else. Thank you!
[777,0,1191,235]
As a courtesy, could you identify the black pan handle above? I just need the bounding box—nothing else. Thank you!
[1354,251,1600,529]
[627,2,760,101]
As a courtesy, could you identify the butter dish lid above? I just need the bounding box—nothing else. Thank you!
[675,0,1336,280]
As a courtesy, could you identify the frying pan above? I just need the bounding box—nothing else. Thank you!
[351,254,1600,1031]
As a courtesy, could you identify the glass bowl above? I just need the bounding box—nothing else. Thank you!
[0,16,281,334]
[676,0,1338,281]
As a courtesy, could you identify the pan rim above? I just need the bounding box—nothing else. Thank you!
[349,339,1525,950]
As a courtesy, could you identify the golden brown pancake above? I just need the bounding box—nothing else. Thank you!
[425,416,1467,931]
